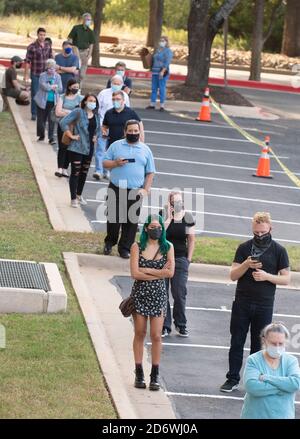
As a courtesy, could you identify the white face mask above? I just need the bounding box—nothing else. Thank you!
[266,345,285,359]
[159,40,167,48]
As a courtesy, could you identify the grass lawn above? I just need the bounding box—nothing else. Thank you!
[0,109,299,418]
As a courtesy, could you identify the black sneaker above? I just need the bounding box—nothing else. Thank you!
[49,138,56,145]
[175,326,189,337]
[220,379,239,393]
[149,376,160,391]
[103,244,112,256]
[145,105,155,110]
[37,136,45,141]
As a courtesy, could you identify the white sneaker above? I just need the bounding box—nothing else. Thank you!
[103,173,110,180]
[62,169,69,178]
[77,195,87,205]
[93,172,103,181]
[71,199,79,208]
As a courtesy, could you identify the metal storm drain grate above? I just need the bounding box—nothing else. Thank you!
[0,261,50,292]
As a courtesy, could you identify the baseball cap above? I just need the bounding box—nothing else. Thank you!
[11,56,23,63]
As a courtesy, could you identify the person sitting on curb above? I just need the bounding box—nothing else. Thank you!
[4,56,30,105]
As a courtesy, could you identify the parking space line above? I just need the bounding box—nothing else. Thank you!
[148,143,289,159]
[165,392,300,404]
[145,130,251,143]
[155,157,300,176]
[87,199,300,227]
[184,307,300,319]
[150,342,300,357]
[86,182,300,208]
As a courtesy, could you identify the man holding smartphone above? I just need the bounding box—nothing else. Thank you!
[102,120,155,259]
[220,212,290,393]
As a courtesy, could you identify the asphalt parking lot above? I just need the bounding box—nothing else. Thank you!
[114,276,300,419]
[74,106,300,245]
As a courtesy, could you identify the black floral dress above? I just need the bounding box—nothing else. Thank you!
[132,246,168,317]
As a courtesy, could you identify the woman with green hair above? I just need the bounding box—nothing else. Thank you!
[130,214,175,391]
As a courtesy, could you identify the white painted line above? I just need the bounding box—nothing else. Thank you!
[184,306,300,319]
[151,342,300,357]
[156,171,300,190]
[145,130,251,143]
[148,142,289,159]
[155,157,300,176]
[86,181,300,208]
[87,199,300,227]
[165,392,300,405]
[143,118,270,133]
[165,392,244,401]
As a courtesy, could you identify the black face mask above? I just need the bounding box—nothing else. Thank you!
[172,201,183,213]
[15,64,22,69]
[253,232,271,247]
[148,228,162,240]
[126,133,140,143]
[70,89,79,95]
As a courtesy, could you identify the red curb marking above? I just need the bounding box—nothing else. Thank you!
[1,58,299,93]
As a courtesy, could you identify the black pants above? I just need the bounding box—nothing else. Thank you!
[68,146,94,200]
[36,101,54,140]
[163,256,190,331]
[57,125,70,169]
[226,298,273,383]
[104,182,142,253]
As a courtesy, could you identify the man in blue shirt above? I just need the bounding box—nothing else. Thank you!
[55,41,80,92]
[103,120,155,258]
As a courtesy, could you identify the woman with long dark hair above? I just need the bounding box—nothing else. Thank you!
[60,93,100,207]
[130,214,175,390]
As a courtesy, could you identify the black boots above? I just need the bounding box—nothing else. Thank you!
[149,365,160,391]
[134,364,146,389]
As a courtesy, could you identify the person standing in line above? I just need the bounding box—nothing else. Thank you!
[94,76,130,181]
[106,61,132,95]
[160,191,195,338]
[54,78,84,178]
[241,322,300,419]
[68,13,95,82]
[93,90,144,181]
[130,214,175,390]
[24,27,53,120]
[55,41,80,92]
[146,36,173,112]
[60,93,100,208]
[220,212,290,393]
[34,59,62,144]
[4,56,30,104]
[102,120,155,259]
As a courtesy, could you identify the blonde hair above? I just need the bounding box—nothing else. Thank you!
[252,212,272,224]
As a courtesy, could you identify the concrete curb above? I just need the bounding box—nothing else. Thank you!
[64,252,177,419]
[7,98,93,233]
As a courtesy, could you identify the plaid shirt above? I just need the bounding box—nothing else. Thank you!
[25,41,53,75]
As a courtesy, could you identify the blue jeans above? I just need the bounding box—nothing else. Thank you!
[95,136,109,175]
[150,74,168,105]
[30,73,40,117]
[163,256,190,331]
[226,298,273,383]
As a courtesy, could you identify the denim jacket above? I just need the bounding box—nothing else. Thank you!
[34,72,62,109]
[151,47,173,75]
[59,108,100,155]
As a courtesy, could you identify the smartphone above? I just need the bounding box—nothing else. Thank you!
[251,256,260,262]
[122,158,135,163]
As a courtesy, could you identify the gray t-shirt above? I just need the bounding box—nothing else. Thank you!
[60,93,84,111]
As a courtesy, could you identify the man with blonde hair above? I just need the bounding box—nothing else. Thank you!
[220,212,290,393]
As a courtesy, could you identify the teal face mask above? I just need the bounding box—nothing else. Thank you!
[111,84,122,92]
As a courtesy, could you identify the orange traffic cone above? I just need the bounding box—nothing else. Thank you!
[196,87,211,122]
[253,136,273,179]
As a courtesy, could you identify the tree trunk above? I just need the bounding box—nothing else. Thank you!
[146,0,164,48]
[249,0,265,81]
[186,0,241,88]
[281,0,300,57]
[92,0,106,67]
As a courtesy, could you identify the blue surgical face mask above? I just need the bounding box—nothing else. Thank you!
[113,100,122,110]
[64,47,72,55]
[159,40,167,48]
[85,20,92,27]
[111,84,122,92]
[86,101,96,111]
[116,70,125,77]
[266,345,285,359]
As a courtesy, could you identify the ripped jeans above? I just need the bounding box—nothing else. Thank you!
[68,145,94,200]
